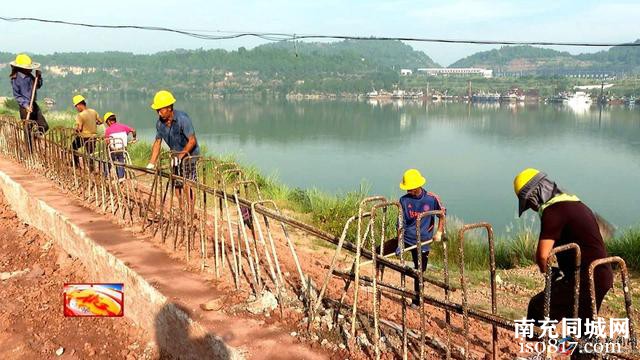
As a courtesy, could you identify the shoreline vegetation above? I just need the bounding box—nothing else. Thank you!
[5,74,640,103]
[1,102,639,272]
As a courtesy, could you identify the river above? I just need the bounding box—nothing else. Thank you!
[52,96,640,234]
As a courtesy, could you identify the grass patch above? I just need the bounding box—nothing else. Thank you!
[429,215,536,271]
[606,227,640,270]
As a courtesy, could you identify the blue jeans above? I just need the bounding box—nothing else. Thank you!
[104,152,125,179]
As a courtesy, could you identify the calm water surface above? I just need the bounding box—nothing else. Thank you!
[55,97,640,233]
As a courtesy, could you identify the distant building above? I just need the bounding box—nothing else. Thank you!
[400,69,413,76]
[417,67,493,78]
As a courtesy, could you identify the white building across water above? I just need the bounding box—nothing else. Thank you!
[417,67,493,78]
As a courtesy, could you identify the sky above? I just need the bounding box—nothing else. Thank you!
[1,0,639,66]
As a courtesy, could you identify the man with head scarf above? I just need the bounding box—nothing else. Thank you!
[514,168,613,349]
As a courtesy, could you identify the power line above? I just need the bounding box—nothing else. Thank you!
[1,16,639,47]
[0,16,289,42]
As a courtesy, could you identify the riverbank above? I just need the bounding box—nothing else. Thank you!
[3,103,639,272]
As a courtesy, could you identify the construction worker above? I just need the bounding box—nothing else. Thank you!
[9,53,49,153]
[378,169,445,306]
[514,168,613,342]
[72,95,101,171]
[9,54,49,131]
[146,90,200,185]
[103,112,136,180]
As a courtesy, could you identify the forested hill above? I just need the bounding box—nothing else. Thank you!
[2,39,639,97]
[0,40,438,96]
[450,42,640,75]
[260,39,439,69]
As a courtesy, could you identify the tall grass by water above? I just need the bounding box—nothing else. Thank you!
[2,104,639,271]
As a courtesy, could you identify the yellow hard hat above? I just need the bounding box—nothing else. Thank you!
[151,90,176,110]
[103,112,116,122]
[513,168,540,195]
[399,169,426,190]
[10,53,40,70]
[72,95,86,106]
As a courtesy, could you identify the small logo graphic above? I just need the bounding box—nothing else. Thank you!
[557,336,578,355]
[423,204,430,211]
[64,283,124,317]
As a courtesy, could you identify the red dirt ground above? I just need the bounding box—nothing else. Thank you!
[0,191,155,360]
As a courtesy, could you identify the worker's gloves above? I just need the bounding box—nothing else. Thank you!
[433,230,443,242]
[146,163,156,170]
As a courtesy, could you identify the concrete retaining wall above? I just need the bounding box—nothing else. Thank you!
[0,168,238,360]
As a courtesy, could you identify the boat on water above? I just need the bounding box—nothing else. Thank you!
[391,89,405,99]
[472,92,500,102]
[546,93,569,103]
[407,91,423,99]
[366,89,392,99]
[500,88,526,103]
[566,91,592,105]
[500,93,517,102]
[368,88,423,100]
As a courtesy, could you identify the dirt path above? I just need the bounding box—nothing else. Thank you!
[0,191,155,360]
[0,156,333,360]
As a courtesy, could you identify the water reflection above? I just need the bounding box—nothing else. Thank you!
[51,95,640,232]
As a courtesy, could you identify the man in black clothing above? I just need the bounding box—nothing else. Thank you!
[513,168,613,351]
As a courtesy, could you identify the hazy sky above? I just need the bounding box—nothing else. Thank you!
[1,0,639,66]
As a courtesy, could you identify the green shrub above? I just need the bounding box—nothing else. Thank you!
[3,98,19,111]
[607,227,640,271]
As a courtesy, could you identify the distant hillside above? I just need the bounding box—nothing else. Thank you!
[577,39,640,72]
[450,43,640,75]
[260,39,440,69]
[0,40,437,76]
[0,40,439,96]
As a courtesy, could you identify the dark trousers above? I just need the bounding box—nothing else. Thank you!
[19,103,49,132]
[19,103,49,153]
[378,238,429,304]
[72,136,96,171]
[527,266,613,359]
[171,157,197,188]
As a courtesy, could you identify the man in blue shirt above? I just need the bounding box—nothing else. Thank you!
[146,90,200,188]
[9,54,49,138]
[378,168,445,306]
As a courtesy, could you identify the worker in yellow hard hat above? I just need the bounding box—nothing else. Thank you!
[9,53,49,148]
[377,168,445,307]
[147,90,200,191]
[513,168,613,342]
[71,94,101,172]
